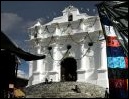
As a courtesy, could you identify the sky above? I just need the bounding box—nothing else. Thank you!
[1,1,101,79]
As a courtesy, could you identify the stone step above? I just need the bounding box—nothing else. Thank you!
[25,82,105,98]
[26,92,103,98]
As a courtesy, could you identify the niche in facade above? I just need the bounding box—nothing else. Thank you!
[68,13,73,21]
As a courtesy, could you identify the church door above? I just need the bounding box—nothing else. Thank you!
[61,57,77,81]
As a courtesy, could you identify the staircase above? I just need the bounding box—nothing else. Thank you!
[24,82,105,98]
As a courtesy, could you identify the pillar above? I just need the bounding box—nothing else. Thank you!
[53,45,63,71]
[28,61,33,86]
[36,46,43,72]
[55,23,61,36]
[49,44,62,81]
[80,19,86,31]
[100,40,107,70]
[77,43,87,81]
[32,46,43,85]
[29,61,33,78]
[97,40,109,88]
[80,44,90,70]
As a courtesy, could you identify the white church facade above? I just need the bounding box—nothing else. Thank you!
[28,6,109,88]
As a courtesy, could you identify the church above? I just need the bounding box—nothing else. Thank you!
[27,6,109,88]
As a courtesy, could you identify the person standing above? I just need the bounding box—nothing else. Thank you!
[105,88,109,98]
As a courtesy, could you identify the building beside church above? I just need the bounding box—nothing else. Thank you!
[27,6,109,88]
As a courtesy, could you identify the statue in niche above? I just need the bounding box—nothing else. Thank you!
[34,26,39,38]
[35,39,39,45]
[33,26,40,45]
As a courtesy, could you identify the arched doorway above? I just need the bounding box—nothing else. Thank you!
[60,57,77,81]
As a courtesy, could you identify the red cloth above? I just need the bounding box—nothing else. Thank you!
[124,57,128,69]
[109,79,128,91]
[106,36,120,47]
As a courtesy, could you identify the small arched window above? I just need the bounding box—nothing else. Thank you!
[68,14,73,21]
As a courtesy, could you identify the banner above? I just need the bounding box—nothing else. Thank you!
[107,46,125,57]
[108,68,128,79]
[109,79,128,90]
[106,36,120,47]
[124,57,128,69]
[107,57,126,68]
[97,2,128,98]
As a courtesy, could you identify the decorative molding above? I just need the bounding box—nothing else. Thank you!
[48,71,58,74]
[97,68,107,73]
[33,71,41,75]
[77,69,86,73]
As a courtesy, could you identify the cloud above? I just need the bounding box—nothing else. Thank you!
[1,12,46,35]
[17,70,29,79]
[1,12,46,51]
[22,17,46,31]
[1,13,23,32]
[1,12,46,80]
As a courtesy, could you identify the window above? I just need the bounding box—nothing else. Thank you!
[68,14,73,21]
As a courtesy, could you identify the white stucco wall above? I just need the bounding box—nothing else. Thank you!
[28,6,109,88]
